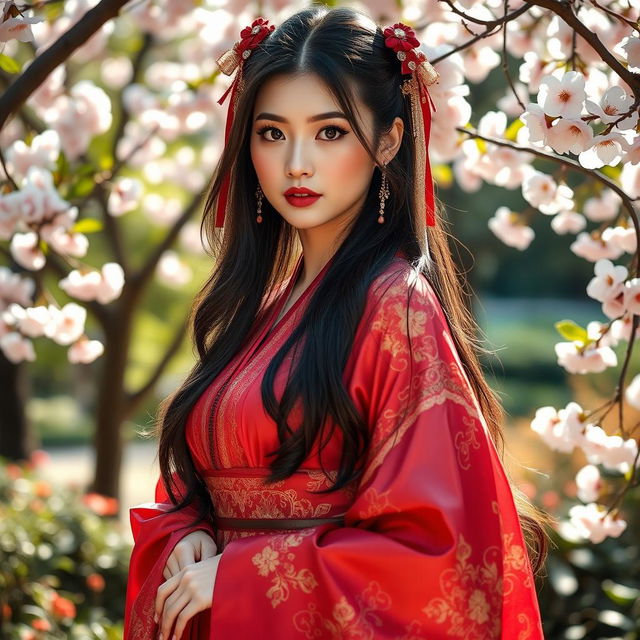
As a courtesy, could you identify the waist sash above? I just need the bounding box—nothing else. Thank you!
[212,514,346,530]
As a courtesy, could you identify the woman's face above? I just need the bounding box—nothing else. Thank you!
[250,73,400,237]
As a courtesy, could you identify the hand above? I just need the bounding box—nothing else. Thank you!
[154,554,221,640]
[162,530,218,580]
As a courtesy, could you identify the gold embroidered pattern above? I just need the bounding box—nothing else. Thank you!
[292,580,392,638]
[251,529,318,608]
[422,532,534,638]
[454,415,481,470]
[356,486,401,521]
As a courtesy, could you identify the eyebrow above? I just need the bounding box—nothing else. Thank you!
[254,111,348,123]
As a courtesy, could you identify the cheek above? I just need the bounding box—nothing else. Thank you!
[323,144,371,183]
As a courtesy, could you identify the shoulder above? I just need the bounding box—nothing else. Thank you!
[365,258,444,333]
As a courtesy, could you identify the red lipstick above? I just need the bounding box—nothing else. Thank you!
[284,186,321,207]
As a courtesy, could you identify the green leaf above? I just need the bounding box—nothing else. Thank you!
[555,319,589,344]
[602,579,640,606]
[0,54,21,74]
[72,218,103,234]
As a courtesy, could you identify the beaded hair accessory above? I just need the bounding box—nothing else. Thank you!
[214,18,439,245]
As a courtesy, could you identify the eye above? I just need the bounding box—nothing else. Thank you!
[255,125,349,142]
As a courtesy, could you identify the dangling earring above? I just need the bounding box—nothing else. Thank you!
[256,184,264,223]
[378,164,389,224]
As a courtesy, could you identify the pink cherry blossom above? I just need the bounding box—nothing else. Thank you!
[624,278,640,315]
[10,232,46,270]
[0,267,35,312]
[107,177,143,216]
[537,70,586,119]
[68,336,104,364]
[586,259,627,303]
[601,226,637,255]
[0,12,42,43]
[0,331,36,363]
[568,503,627,544]
[8,303,50,338]
[43,226,89,258]
[58,269,103,300]
[156,250,193,287]
[5,130,61,178]
[610,313,640,343]
[555,340,617,374]
[95,263,125,304]
[43,303,86,346]
[575,464,602,503]
[522,171,574,214]
[487,207,534,250]
[551,211,586,235]
[570,231,625,262]
[546,117,593,154]
[582,189,621,222]
[518,103,550,146]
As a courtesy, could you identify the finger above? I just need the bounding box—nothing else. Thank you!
[198,536,218,561]
[160,590,190,640]
[176,545,197,571]
[163,555,180,580]
[154,575,178,626]
[172,599,208,640]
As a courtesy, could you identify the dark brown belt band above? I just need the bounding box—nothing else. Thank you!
[212,515,345,530]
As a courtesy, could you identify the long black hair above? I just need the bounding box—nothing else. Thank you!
[153,5,552,575]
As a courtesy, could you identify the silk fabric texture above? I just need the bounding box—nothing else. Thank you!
[123,252,544,639]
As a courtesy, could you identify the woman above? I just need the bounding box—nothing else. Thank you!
[124,6,550,639]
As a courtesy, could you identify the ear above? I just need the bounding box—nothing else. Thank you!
[375,117,404,165]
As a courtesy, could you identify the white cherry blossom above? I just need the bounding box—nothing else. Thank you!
[0,267,35,311]
[530,402,589,454]
[518,103,549,146]
[156,250,193,286]
[625,373,640,410]
[601,226,637,255]
[568,503,627,544]
[619,36,640,72]
[586,258,627,302]
[578,132,629,169]
[555,340,617,374]
[585,85,639,131]
[581,425,639,473]
[10,232,46,270]
[575,465,602,503]
[43,303,86,346]
[537,70,586,119]
[7,303,50,338]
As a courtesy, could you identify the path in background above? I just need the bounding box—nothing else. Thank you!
[39,440,158,545]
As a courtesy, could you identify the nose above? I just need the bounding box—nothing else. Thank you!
[285,139,313,179]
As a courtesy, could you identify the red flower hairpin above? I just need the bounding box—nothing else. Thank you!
[214,17,275,227]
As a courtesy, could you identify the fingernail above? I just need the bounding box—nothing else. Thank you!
[154,613,158,624]
[158,634,163,640]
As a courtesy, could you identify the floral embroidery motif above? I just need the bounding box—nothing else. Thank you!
[454,415,481,470]
[357,486,401,521]
[251,530,318,608]
[422,532,535,638]
[422,533,501,638]
[292,580,392,639]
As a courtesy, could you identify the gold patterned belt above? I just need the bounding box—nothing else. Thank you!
[212,514,346,530]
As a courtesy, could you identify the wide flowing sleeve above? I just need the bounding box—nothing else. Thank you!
[123,472,216,640]
[209,266,545,639]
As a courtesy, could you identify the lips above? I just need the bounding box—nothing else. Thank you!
[284,187,321,197]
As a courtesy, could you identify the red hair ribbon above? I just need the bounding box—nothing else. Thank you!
[214,18,275,228]
[383,22,439,228]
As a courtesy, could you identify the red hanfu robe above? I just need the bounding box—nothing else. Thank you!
[124,252,545,639]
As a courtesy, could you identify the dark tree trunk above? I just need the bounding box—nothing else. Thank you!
[0,353,35,462]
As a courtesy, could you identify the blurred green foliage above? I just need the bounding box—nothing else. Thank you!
[0,457,130,639]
